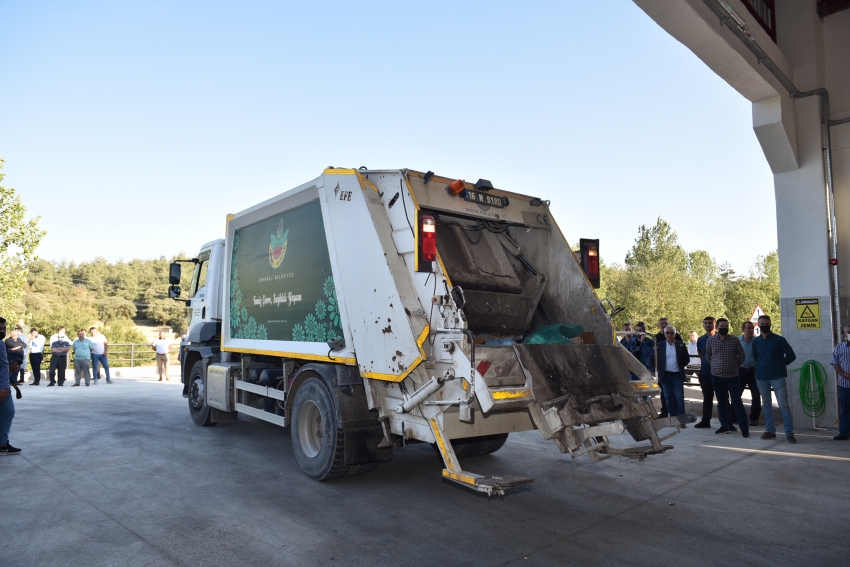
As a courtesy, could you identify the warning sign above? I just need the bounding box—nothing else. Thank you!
[795,298,821,330]
[751,305,766,336]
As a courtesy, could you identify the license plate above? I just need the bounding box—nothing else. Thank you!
[464,190,508,208]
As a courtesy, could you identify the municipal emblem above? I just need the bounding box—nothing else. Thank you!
[269,220,289,269]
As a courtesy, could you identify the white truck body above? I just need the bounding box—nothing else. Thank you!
[176,168,690,495]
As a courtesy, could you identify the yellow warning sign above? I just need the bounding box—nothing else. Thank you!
[795,298,821,330]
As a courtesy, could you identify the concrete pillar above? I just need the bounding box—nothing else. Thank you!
[771,0,847,430]
[773,92,835,430]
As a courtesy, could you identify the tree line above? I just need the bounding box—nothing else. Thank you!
[15,256,193,343]
[599,218,780,337]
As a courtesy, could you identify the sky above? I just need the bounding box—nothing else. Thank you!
[0,0,777,274]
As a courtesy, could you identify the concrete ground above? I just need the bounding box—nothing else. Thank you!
[3,368,849,567]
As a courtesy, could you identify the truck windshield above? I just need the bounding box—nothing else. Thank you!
[189,250,211,298]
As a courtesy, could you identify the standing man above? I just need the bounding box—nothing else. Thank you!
[71,329,95,387]
[706,318,748,437]
[694,317,720,429]
[753,314,797,443]
[89,327,113,384]
[17,319,29,383]
[28,328,45,386]
[47,327,72,386]
[654,317,681,419]
[830,323,850,441]
[152,330,171,381]
[657,325,690,423]
[620,323,633,349]
[688,331,700,365]
[0,317,21,455]
[5,326,27,385]
[632,322,656,374]
[739,321,761,426]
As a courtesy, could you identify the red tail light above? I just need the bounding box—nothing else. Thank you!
[579,238,600,289]
[421,215,437,262]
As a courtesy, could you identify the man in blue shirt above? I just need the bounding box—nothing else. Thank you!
[631,322,656,374]
[72,329,95,387]
[0,316,22,455]
[752,315,797,443]
[829,323,850,441]
[695,317,721,429]
[738,321,760,426]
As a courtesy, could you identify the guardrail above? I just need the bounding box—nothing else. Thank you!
[36,343,176,368]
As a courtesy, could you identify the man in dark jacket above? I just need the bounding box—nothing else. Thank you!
[0,317,22,455]
[753,314,797,443]
[653,317,681,418]
[657,325,691,422]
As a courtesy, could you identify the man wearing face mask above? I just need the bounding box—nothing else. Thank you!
[739,321,761,426]
[706,318,748,437]
[0,317,22,455]
[752,314,797,443]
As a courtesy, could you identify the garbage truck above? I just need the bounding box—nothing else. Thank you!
[169,168,693,495]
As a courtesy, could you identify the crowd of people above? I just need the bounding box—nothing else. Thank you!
[620,313,849,443]
[3,322,114,387]
[1,317,178,456]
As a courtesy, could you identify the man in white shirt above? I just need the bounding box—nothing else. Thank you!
[657,325,691,423]
[152,331,171,381]
[89,327,113,384]
[27,329,46,386]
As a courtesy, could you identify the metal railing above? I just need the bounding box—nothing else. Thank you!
[37,343,175,368]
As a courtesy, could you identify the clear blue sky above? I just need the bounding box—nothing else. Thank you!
[0,0,776,273]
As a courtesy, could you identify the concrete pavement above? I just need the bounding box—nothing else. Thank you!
[2,371,849,566]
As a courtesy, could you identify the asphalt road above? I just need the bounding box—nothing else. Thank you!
[3,371,848,567]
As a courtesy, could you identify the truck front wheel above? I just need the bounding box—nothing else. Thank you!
[188,361,214,427]
[291,377,347,480]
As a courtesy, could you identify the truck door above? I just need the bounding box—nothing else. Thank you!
[188,249,212,325]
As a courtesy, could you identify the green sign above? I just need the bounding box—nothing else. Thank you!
[229,200,343,342]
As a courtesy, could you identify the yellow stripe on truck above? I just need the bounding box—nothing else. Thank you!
[442,470,477,486]
[492,390,532,400]
[430,418,455,472]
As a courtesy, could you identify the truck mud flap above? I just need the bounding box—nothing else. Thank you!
[513,344,693,461]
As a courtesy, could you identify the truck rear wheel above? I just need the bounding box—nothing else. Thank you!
[291,377,348,481]
[188,361,214,427]
[435,433,509,459]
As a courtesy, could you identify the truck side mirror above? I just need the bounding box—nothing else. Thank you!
[169,285,182,299]
[169,262,182,285]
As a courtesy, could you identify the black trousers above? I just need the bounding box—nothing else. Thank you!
[29,353,44,384]
[738,366,761,421]
[48,356,67,385]
[698,374,715,422]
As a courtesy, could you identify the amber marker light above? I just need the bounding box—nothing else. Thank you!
[448,179,466,195]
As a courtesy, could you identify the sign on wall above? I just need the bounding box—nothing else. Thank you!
[229,199,343,342]
[750,305,766,336]
[794,298,821,330]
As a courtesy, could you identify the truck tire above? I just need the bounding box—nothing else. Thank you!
[188,361,215,427]
[434,433,509,459]
[291,377,348,481]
